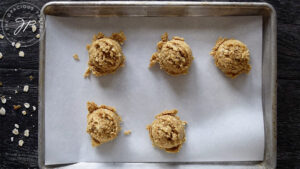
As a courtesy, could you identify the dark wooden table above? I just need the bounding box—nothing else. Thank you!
[0,0,299,168]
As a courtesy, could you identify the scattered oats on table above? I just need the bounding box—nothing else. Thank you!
[24,103,30,108]
[15,42,21,48]
[29,75,34,81]
[14,90,18,94]
[22,110,27,115]
[124,130,132,135]
[32,106,36,111]
[12,128,19,135]
[14,124,19,128]
[13,105,21,110]
[31,25,37,32]
[18,140,24,146]
[36,34,40,39]
[10,137,14,142]
[19,51,25,57]
[0,52,3,59]
[1,96,6,104]
[23,85,29,92]
[0,34,4,39]
[11,42,15,46]
[0,107,5,115]
[73,54,79,61]
[24,129,29,137]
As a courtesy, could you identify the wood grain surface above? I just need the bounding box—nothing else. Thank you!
[0,0,299,169]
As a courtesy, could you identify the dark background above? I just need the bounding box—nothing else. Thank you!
[0,0,299,168]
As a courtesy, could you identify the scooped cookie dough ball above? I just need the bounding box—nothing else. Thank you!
[210,38,251,78]
[84,32,126,77]
[86,102,122,147]
[150,33,193,75]
[147,109,187,153]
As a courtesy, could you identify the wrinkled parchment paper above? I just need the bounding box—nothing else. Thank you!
[45,16,264,164]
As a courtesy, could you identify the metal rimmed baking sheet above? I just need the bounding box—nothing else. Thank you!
[39,2,277,169]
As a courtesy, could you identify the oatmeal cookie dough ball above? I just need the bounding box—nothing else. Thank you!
[150,33,193,75]
[84,32,126,77]
[210,38,251,78]
[86,102,122,147]
[147,109,187,153]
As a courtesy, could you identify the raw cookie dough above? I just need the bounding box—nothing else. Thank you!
[210,38,251,78]
[124,130,131,135]
[73,54,79,61]
[85,32,126,77]
[147,109,187,153]
[150,33,193,75]
[86,102,122,147]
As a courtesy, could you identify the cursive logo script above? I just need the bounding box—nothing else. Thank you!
[14,18,37,35]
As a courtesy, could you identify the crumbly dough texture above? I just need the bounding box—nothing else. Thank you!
[86,102,122,147]
[124,130,131,135]
[147,109,187,153]
[150,33,193,75]
[73,54,79,61]
[210,38,251,78]
[85,32,126,77]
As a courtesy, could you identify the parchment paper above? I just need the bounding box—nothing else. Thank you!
[45,16,264,165]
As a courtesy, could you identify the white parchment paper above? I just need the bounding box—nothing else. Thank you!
[45,16,264,165]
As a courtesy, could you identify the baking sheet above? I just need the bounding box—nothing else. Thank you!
[44,15,264,165]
